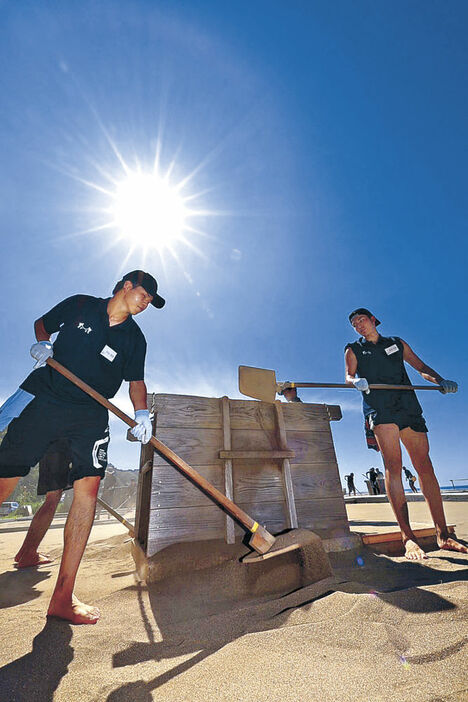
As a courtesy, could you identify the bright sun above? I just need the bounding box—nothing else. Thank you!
[111,172,187,248]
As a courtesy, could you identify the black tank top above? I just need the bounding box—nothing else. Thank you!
[345,335,423,417]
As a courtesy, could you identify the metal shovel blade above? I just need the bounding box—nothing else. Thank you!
[238,365,278,403]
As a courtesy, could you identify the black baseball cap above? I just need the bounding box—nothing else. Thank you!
[116,270,165,308]
[348,308,381,326]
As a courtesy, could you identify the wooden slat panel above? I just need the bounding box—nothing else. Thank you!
[230,428,335,462]
[150,465,224,509]
[228,400,277,430]
[282,403,333,430]
[149,504,225,531]
[219,450,295,459]
[275,401,298,529]
[152,427,224,466]
[233,462,284,504]
[232,462,344,503]
[147,498,350,556]
[149,501,286,535]
[286,430,338,464]
[135,410,156,550]
[292,463,343,500]
[295,497,348,526]
[222,396,235,544]
[152,394,222,429]
[231,429,278,451]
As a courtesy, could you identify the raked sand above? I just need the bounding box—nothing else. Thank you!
[0,500,467,702]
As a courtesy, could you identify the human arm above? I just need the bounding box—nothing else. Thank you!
[344,347,369,393]
[34,317,51,342]
[129,380,148,411]
[30,296,82,368]
[401,340,457,393]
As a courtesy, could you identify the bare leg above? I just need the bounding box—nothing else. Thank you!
[15,490,63,567]
[47,476,101,624]
[0,476,21,504]
[401,428,468,554]
[373,424,427,560]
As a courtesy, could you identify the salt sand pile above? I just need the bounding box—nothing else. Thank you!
[0,526,467,702]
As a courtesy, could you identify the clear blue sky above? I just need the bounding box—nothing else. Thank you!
[1,1,467,490]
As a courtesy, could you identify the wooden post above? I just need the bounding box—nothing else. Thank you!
[221,396,236,544]
[274,401,298,529]
[134,395,156,551]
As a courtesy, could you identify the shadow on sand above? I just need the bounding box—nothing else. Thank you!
[0,568,53,609]
[105,545,467,700]
[0,619,73,702]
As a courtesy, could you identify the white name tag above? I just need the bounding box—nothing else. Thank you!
[385,344,399,355]
[100,345,117,362]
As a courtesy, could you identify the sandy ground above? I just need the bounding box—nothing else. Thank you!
[0,502,467,702]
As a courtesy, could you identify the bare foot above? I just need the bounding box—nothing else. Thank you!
[404,539,428,560]
[15,552,54,568]
[437,536,468,554]
[47,594,100,625]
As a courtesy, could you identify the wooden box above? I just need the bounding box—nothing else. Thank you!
[133,394,350,560]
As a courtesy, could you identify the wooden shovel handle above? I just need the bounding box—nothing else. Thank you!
[285,382,442,391]
[46,358,260,534]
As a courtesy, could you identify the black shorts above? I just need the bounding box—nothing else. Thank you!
[37,438,73,496]
[367,409,428,434]
[0,394,109,483]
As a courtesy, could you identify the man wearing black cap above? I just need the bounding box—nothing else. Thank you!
[344,308,466,560]
[0,270,165,623]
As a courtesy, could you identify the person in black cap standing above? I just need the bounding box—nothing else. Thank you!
[344,308,466,560]
[0,270,165,624]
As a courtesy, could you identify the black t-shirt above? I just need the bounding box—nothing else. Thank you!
[345,335,423,417]
[21,295,147,405]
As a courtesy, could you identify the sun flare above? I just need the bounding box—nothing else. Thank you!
[111,172,187,249]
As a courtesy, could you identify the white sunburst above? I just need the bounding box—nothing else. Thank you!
[111,170,188,251]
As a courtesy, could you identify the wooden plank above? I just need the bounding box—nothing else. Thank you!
[150,465,224,509]
[286,430,339,464]
[292,463,344,500]
[282,402,334,430]
[135,406,156,550]
[222,396,235,544]
[141,460,153,475]
[147,499,350,556]
[152,394,222,428]
[228,400,277,430]
[325,405,342,421]
[275,401,298,529]
[233,464,285,504]
[152,427,224,466]
[231,428,278,451]
[219,450,295,460]
[295,497,348,526]
[228,399,340,431]
[148,504,226,531]
[361,525,455,545]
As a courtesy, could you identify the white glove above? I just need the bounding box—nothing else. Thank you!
[130,410,152,444]
[439,379,458,394]
[352,377,370,394]
[30,341,53,369]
